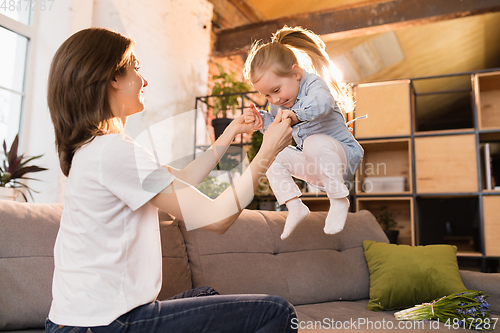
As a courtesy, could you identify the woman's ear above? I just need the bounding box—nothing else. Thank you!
[110,76,119,90]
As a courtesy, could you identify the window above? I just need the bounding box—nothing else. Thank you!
[0,5,35,145]
[0,26,28,145]
[1,0,32,25]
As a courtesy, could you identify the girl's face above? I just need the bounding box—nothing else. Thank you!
[109,56,148,122]
[253,64,302,109]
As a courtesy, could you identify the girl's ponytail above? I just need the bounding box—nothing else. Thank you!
[275,26,354,113]
[245,26,354,113]
[272,27,328,80]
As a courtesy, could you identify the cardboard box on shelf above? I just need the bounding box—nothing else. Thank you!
[363,176,406,193]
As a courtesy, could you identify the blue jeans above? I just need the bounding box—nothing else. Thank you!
[46,287,297,333]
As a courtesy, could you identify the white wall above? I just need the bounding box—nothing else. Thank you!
[21,0,213,203]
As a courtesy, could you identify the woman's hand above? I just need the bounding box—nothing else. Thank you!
[244,104,263,130]
[227,115,255,136]
[260,109,293,157]
[226,104,263,136]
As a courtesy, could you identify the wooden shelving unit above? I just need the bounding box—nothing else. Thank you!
[353,68,500,271]
[357,197,414,246]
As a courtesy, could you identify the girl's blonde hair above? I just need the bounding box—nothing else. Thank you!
[243,26,354,113]
[47,28,135,176]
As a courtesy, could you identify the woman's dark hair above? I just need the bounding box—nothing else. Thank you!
[47,28,135,176]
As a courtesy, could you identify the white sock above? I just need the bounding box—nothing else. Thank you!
[281,198,310,240]
[324,197,349,235]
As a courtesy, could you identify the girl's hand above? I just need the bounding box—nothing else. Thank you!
[261,109,293,156]
[281,109,299,126]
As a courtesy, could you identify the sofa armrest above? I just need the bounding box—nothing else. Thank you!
[460,270,500,315]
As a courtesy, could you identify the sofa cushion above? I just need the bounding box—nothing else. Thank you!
[179,209,388,305]
[157,211,193,300]
[363,240,467,311]
[460,270,500,315]
[295,300,500,332]
[0,201,62,331]
[0,202,192,331]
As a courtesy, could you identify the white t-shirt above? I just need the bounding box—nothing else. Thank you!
[48,134,175,326]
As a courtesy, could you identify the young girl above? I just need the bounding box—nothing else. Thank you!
[243,26,364,239]
[46,27,297,333]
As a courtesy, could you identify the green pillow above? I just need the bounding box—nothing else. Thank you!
[363,240,467,311]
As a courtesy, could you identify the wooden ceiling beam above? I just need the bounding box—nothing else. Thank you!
[209,0,253,29]
[227,0,267,22]
[213,0,500,55]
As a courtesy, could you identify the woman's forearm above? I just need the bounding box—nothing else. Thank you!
[156,142,278,234]
[202,143,278,233]
[201,116,292,233]
[169,124,239,186]
[151,116,292,234]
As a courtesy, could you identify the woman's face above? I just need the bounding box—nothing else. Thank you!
[109,56,148,122]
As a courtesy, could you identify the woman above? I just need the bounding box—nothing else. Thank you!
[46,27,296,333]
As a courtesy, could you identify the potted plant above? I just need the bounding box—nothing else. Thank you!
[0,134,48,201]
[209,63,251,139]
[375,206,399,244]
[197,146,242,199]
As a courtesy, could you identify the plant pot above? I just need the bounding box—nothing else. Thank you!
[212,118,233,140]
[0,187,19,201]
[384,229,400,244]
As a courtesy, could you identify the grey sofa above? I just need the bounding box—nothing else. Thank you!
[0,200,499,332]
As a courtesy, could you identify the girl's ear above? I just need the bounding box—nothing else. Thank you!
[292,64,302,81]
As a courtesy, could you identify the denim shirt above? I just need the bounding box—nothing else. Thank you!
[259,70,363,181]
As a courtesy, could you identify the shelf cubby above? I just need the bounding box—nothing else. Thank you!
[415,134,478,193]
[482,195,500,257]
[301,196,330,211]
[356,197,414,245]
[475,71,500,130]
[356,139,411,195]
[354,80,411,139]
[479,141,500,191]
[413,74,474,132]
[417,196,481,256]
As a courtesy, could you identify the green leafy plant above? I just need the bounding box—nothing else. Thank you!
[247,131,263,162]
[209,63,251,118]
[197,177,231,200]
[197,148,243,199]
[1,134,48,201]
[375,206,397,230]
